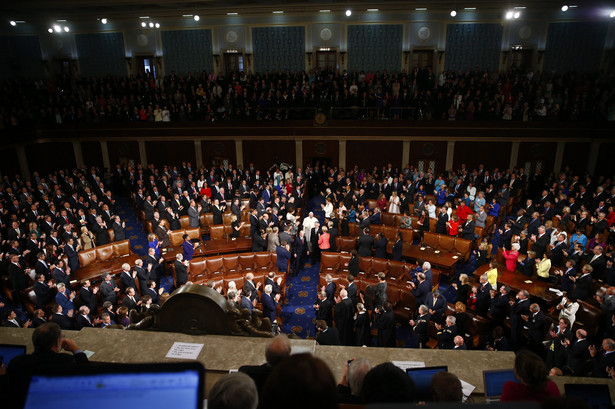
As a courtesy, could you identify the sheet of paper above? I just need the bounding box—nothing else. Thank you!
[392,361,425,371]
[452,255,459,259]
[83,350,95,359]
[420,247,426,251]
[165,342,204,360]
[524,280,533,284]
[460,378,476,400]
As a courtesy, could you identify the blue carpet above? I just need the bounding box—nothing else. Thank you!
[280,263,319,338]
[115,196,149,257]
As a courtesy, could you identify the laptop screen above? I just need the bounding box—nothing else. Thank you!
[565,383,612,409]
[483,369,516,398]
[24,363,204,409]
[0,343,26,366]
[406,366,448,401]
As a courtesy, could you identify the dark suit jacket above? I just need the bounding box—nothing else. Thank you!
[334,298,355,346]
[527,311,547,344]
[100,280,118,304]
[567,338,591,376]
[426,294,447,323]
[413,313,431,346]
[75,314,95,330]
[174,260,188,286]
[412,280,430,307]
[373,310,395,347]
[33,281,53,308]
[373,238,388,259]
[461,220,476,240]
[120,271,137,290]
[346,282,358,306]
[315,298,333,326]
[238,364,273,395]
[121,293,140,311]
[8,262,28,292]
[112,222,126,241]
[357,234,374,257]
[354,312,371,346]
[50,313,74,330]
[348,256,359,276]
[316,327,341,346]
[574,274,593,301]
[261,292,277,322]
[392,239,403,261]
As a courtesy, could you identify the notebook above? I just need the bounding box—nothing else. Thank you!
[24,362,205,409]
[564,383,613,409]
[0,343,27,367]
[482,369,516,401]
[406,365,448,401]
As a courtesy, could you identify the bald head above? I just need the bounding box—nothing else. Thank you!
[265,334,291,367]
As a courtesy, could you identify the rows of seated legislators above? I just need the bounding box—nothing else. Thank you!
[3,65,611,127]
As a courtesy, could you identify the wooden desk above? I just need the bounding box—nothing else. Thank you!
[72,254,141,284]
[390,243,459,276]
[476,265,560,307]
[161,238,253,263]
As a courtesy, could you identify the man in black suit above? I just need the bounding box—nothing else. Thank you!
[345,275,358,307]
[3,309,31,328]
[392,232,403,261]
[489,285,511,327]
[372,301,395,347]
[316,319,341,345]
[475,274,492,317]
[425,290,447,324]
[34,252,53,280]
[509,290,531,348]
[79,280,98,312]
[144,280,164,305]
[588,246,607,281]
[7,322,89,408]
[111,215,126,241]
[549,233,567,267]
[120,263,137,290]
[409,272,430,307]
[572,264,594,301]
[33,273,55,308]
[334,289,355,346]
[8,254,28,297]
[357,227,374,257]
[144,248,164,288]
[121,287,141,311]
[75,305,98,330]
[314,291,333,327]
[459,214,476,241]
[293,229,308,275]
[589,338,615,378]
[238,334,291,394]
[436,207,448,234]
[354,303,371,347]
[531,226,550,258]
[100,272,119,305]
[264,272,282,297]
[499,223,513,250]
[92,216,110,246]
[31,309,47,328]
[324,274,337,304]
[436,315,457,349]
[373,233,388,259]
[410,305,431,348]
[524,303,547,358]
[134,258,149,295]
[49,304,74,330]
[174,254,189,287]
[252,229,267,252]
[565,329,591,376]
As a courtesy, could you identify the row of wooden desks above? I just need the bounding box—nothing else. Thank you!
[161,237,253,264]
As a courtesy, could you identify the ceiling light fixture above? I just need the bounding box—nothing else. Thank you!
[610,10,615,18]
[53,24,61,32]
[450,9,457,17]
[10,20,16,26]
[273,10,284,14]
[415,8,427,11]
[561,5,568,11]
[227,12,238,15]
[505,10,514,19]
[464,7,476,10]
[48,28,53,33]
[319,9,331,13]
[149,22,154,28]
[194,15,200,21]
[101,18,108,24]
[63,26,69,32]
[141,21,146,27]
[139,16,150,19]
[155,22,160,28]
[345,9,352,16]
[367,8,379,12]
[514,11,521,18]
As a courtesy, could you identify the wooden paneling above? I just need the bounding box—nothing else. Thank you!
[242,140,295,171]
[146,141,195,168]
[562,142,591,175]
[302,140,339,169]
[346,141,403,171]
[107,141,139,167]
[408,141,447,174]
[517,142,556,174]
[201,140,236,168]
[453,141,511,172]
[81,141,103,168]
[26,142,75,175]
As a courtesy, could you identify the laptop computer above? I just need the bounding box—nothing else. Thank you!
[0,343,27,367]
[482,369,516,402]
[406,366,448,401]
[24,362,205,409]
[565,383,613,409]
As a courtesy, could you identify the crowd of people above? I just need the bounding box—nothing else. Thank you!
[1,157,615,390]
[2,64,614,127]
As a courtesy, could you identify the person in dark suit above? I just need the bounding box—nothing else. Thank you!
[510,290,531,348]
[323,274,337,304]
[373,233,388,259]
[436,315,457,349]
[276,241,291,274]
[410,305,431,348]
[453,336,468,350]
[121,287,141,311]
[30,309,47,328]
[49,304,74,330]
[111,215,126,242]
[572,264,594,301]
[374,272,388,310]
[34,252,53,280]
[238,335,291,394]
[243,273,261,303]
[8,254,28,295]
[75,305,97,330]
[425,290,447,324]
[549,234,567,267]
[524,303,547,358]
[531,226,550,258]
[589,338,615,378]
[517,251,536,277]
[314,291,333,327]
[252,230,267,252]
[459,214,476,241]
[328,222,338,252]
[79,280,98,312]
[174,254,189,287]
[92,216,110,246]
[7,322,88,408]
[409,272,430,307]
[436,207,449,234]
[3,309,30,328]
[120,263,137,290]
[144,248,163,288]
[588,246,607,281]
[498,223,513,250]
[345,275,358,307]
[316,320,341,345]
[334,289,355,346]
[293,229,308,275]
[265,272,282,297]
[372,302,395,347]
[261,284,279,323]
[565,329,591,376]
[489,285,511,327]
[357,228,374,257]
[99,272,119,305]
[347,250,359,277]
[475,274,493,317]
[33,273,55,308]
[354,303,371,346]
[392,232,403,261]
[212,199,224,225]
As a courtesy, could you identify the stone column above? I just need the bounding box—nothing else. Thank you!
[587,141,601,176]
[445,141,455,171]
[553,142,566,175]
[138,140,147,167]
[17,145,30,179]
[194,140,203,168]
[100,141,111,170]
[509,141,520,170]
[295,140,303,170]
[73,141,84,169]
[402,141,410,168]
[235,140,243,168]
[339,140,346,170]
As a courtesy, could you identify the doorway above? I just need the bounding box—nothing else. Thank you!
[316,50,337,70]
[224,52,244,77]
[136,55,156,78]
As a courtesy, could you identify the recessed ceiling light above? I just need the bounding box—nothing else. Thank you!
[513,11,521,18]
[56,19,66,22]
[194,15,200,21]
[227,12,238,15]
[101,18,108,24]
[610,10,615,18]
[505,10,514,19]
[367,9,379,12]
[149,22,154,27]
[561,5,568,11]
[450,10,457,16]
[464,7,477,10]
[273,10,284,14]
[345,9,352,16]
[415,8,427,11]
[139,16,150,19]
[155,22,160,28]
[53,24,61,32]
[141,22,146,27]
[63,26,69,32]
[10,20,16,26]
[48,28,53,33]
[319,9,331,13]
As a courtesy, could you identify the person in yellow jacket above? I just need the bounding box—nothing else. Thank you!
[486,260,499,289]
[536,255,552,282]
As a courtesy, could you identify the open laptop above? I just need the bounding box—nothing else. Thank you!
[0,343,26,367]
[565,383,613,409]
[406,366,448,401]
[24,362,205,409]
[482,369,516,403]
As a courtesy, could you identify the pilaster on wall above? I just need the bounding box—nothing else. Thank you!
[588,142,601,176]
[73,141,84,169]
[100,141,110,170]
[235,140,243,168]
[445,141,455,171]
[339,140,346,171]
[509,141,520,170]
[295,140,303,170]
[194,140,203,168]
[402,141,410,168]
[138,140,147,166]
[553,142,566,174]
[17,145,30,179]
